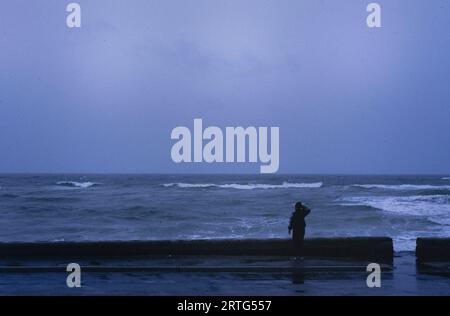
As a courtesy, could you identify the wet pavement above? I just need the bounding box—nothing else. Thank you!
[0,252,449,295]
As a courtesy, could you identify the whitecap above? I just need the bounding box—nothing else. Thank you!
[394,236,418,252]
[337,195,450,225]
[163,181,323,190]
[56,181,100,188]
[163,183,215,188]
[350,184,450,190]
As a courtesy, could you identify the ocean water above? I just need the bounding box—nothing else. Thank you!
[0,174,449,251]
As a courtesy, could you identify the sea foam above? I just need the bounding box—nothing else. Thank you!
[56,181,100,188]
[350,184,450,190]
[337,195,450,225]
[163,181,323,190]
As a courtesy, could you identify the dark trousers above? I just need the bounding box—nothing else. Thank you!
[292,229,305,256]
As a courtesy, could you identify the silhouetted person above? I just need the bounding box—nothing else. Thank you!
[288,202,311,258]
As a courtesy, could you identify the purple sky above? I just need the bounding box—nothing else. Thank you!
[0,0,449,174]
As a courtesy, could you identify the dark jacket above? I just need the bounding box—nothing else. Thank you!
[288,207,311,233]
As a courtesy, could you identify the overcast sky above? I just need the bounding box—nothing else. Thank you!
[0,0,449,174]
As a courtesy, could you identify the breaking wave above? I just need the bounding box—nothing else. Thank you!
[337,195,450,225]
[442,177,450,180]
[56,181,100,188]
[163,181,323,190]
[350,184,450,191]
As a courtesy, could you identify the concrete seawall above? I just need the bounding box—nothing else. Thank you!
[0,237,393,260]
[416,238,450,262]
